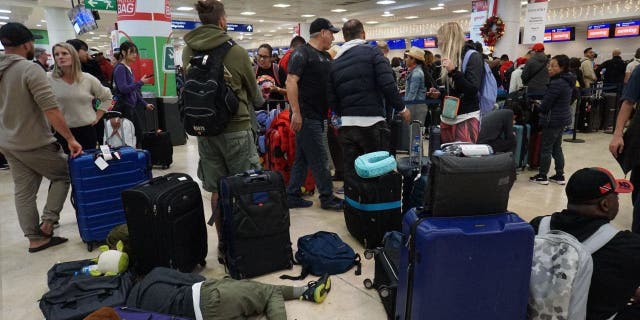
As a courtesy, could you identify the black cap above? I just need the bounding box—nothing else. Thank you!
[0,23,42,47]
[309,18,340,34]
[566,167,633,203]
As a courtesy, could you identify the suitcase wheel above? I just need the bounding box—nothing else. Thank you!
[162,165,170,169]
[87,242,94,252]
[363,278,374,289]
[379,286,391,298]
[200,260,207,267]
[364,250,375,260]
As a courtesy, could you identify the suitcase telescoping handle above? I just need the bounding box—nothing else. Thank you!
[237,169,271,184]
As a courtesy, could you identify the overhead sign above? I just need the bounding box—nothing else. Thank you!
[523,0,549,44]
[163,45,175,72]
[227,23,253,33]
[614,21,640,38]
[85,0,116,11]
[470,0,488,43]
[117,0,136,16]
[171,20,201,30]
[587,24,611,40]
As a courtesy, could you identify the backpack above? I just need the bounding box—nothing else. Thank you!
[280,231,362,280]
[527,216,619,320]
[104,112,136,147]
[462,49,498,117]
[181,40,239,136]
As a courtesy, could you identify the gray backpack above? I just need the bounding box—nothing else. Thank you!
[527,216,619,320]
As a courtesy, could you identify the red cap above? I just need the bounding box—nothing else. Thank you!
[516,57,528,66]
[530,43,545,52]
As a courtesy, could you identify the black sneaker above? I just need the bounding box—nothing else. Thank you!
[287,196,313,209]
[300,273,331,303]
[549,174,566,185]
[529,174,549,185]
[321,197,344,211]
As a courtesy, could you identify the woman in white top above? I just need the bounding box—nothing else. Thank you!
[48,42,113,153]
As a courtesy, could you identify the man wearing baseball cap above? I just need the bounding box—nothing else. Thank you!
[286,18,344,211]
[530,167,640,319]
[0,22,82,253]
[521,42,549,97]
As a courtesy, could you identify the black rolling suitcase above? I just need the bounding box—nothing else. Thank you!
[602,92,618,133]
[363,231,403,320]
[142,131,173,169]
[219,170,294,279]
[579,83,605,133]
[122,173,207,275]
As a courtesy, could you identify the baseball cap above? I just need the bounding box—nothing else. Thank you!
[89,48,101,56]
[530,43,545,52]
[0,22,43,47]
[309,18,340,34]
[516,57,528,66]
[566,167,634,203]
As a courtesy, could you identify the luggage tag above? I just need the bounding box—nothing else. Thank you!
[93,145,113,170]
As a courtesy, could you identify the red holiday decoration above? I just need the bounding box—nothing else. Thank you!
[480,15,505,47]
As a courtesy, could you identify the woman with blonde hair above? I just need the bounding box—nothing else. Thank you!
[437,21,484,143]
[48,42,113,152]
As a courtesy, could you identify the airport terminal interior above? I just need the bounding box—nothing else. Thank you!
[1,0,640,319]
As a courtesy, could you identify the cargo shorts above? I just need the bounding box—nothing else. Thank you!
[197,129,261,193]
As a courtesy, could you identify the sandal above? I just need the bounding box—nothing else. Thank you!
[39,222,53,238]
[28,236,68,253]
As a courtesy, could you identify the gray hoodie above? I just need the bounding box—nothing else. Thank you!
[521,52,549,95]
[0,53,58,151]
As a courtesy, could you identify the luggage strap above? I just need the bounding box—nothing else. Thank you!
[345,197,401,211]
[279,254,362,281]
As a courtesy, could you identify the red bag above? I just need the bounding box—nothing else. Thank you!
[528,131,542,169]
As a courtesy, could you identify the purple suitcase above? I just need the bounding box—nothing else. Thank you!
[114,306,192,320]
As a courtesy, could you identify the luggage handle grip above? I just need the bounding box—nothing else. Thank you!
[147,176,169,185]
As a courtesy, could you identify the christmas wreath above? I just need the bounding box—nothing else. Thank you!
[480,15,505,47]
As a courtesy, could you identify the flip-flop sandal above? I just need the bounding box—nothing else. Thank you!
[28,236,68,253]
[38,222,54,238]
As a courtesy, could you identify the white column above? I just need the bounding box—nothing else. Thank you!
[44,7,77,46]
[299,23,311,43]
[492,0,521,60]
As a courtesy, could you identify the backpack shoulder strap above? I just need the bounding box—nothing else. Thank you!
[538,216,552,235]
[582,223,619,254]
[461,49,476,73]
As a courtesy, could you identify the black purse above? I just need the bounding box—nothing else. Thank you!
[617,108,640,174]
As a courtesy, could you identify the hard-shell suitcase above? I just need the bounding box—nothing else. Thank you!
[396,209,534,320]
[219,170,294,279]
[513,124,530,170]
[528,131,542,169]
[344,171,403,249]
[363,231,403,320]
[121,173,207,274]
[69,147,152,251]
[142,131,173,169]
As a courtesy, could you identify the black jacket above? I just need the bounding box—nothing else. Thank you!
[328,43,404,118]
[531,211,640,320]
[538,71,575,128]
[522,52,549,95]
[447,44,484,115]
[597,56,626,85]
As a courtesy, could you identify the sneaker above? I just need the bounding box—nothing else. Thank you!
[549,174,566,185]
[529,174,549,185]
[301,273,331,303]
[287,196,313,209]
[335,187,344,195]
[321,197,344,211]
[563,128,574,135]
[0,164,9,170]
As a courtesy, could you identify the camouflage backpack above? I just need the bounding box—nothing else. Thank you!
[527,216,618,320]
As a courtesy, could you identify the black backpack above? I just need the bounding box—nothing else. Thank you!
[181,40,239,136]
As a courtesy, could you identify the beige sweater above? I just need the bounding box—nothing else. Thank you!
[0,54,58,151]
[48,72,113,128]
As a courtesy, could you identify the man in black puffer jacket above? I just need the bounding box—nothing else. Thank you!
[530,54,575,185]
[328,19,410,182]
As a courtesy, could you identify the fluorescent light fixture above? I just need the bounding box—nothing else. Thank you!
[269,29,276,32]
[0,16,10,20]
[382,12,394,17]
[89,32,95,35]
[41,20,46,22]
[452,9,469,13]
[240,11,256,15]
[438,3,445,6]
[429,7,445,10]
[366,21,379,24]
[301,14,315,17]
[264,34,273,37]
[259,20,265,22]
[0,9,11,14]
[100,35,108,37]
[176,6,193,11]
[404,16,419,19]
[376,0,396,4]
[521,1,527,4]
[0,22,6,25]
[36,24,42,27]
[273,3,291,8]
[331,9,347,13]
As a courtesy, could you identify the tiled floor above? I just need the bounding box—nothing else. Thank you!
[0,131,633,319]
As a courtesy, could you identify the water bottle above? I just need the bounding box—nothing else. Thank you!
[412,134,421,154]
[74,264,98,276]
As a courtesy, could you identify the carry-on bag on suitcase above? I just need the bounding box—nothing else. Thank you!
[121,173,207,275]
[363,231,403,320]
[397,121,429,213]
[69,146,152,251]
[344,171,403,249]
[219,170,294,279]
[426,152,516,217]
[396,208,534,320]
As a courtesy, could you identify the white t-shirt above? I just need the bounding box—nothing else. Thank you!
[626,58,640,74]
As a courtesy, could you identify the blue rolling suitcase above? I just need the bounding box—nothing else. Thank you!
[69,147,152,251]
[396,208,534,320]
[513,124,530,170]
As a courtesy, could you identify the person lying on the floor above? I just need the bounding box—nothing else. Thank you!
[125,267,331,320]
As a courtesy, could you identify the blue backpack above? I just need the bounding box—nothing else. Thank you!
[280,231,362,280]
[462,49,497,117]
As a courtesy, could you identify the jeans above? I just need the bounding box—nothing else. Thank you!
[286,118,334,202]
[539,127,565,176]
[339,121,390,184]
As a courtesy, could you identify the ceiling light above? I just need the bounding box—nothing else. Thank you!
[269,29,276,32]
[376,0,396,4]
[521,1,527,4]
[301,14,315,18]
[0,16,10,20]
[452,9,469,13]
[36,24,42,27]
[273,3,291,8]
[89,32,95,35]
[331,9,347,13]
[366,21,379,24]
[0,9,11,14]
[429,7,445,10]
[438,3,445,6]
[381,12,394,17]
[404,16,419,19]
[264,34,273,37]
[100,35,108,37]
[259,20,265,22]
[41,20,46,22]
[0,22,6,25]
[176,6,193,11]
[240,11,256,15]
